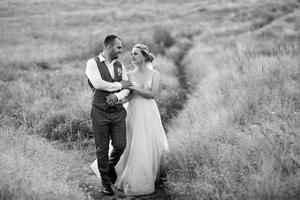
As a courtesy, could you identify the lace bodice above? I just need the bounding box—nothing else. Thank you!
[129,70,154,91]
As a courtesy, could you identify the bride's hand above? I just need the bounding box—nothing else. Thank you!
[121,80,133,89]
[128,85,138,90]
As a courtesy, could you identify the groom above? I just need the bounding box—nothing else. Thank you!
[85,35,130,196]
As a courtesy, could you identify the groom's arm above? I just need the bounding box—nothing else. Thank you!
[85,59,123,92]
[114,63,130,101]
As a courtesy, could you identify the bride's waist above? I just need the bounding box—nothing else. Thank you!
[131,95,154,101]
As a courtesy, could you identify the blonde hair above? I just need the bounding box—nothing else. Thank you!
[133,44,154,63]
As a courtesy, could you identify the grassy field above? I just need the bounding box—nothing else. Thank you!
[164,2,300,199]
[166,42,300,199]
[0,126,86,200]
[1,0,300,199]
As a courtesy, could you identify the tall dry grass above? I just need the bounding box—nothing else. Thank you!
[0,126,86,200]
[164,37,300,199]
[1,61,93,142]
[1,0,299,199]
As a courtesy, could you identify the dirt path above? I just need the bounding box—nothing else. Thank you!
[78,151,172,200]
[82,177,171,200]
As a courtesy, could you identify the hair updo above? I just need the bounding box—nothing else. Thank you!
[133,44,154,63]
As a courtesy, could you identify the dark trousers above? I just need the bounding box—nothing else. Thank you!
[91,105,126,186]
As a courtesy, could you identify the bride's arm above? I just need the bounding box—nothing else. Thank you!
[129,70,160,99]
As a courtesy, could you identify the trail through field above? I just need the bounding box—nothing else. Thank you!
[79,153,172,200]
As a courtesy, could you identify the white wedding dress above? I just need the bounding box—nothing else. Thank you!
[90,69,169,196]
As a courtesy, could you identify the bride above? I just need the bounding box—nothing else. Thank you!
[91,43,169,196]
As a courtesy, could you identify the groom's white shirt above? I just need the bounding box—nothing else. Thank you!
[85,53,130,101]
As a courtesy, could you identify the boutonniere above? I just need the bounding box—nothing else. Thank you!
[117,67,122,76]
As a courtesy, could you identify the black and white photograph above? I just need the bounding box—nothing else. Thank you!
[1,0,299,199]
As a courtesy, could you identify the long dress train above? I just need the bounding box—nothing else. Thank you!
[115,69,169,195]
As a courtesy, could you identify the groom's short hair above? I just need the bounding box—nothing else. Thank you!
[104,35,120,48]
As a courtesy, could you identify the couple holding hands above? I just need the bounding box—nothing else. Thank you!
[85,35,169,196]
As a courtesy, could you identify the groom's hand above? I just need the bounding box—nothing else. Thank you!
[106,94,118,106]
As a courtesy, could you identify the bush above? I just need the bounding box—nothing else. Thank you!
[153,26,175,49]
[36,112,92,142]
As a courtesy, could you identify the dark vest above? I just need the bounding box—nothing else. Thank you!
[88,57,124,112]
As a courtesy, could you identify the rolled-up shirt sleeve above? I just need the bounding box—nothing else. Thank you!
[85,59,122,92]
[114,63,130,100]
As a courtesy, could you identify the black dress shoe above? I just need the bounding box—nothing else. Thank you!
[102,185,114,196]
